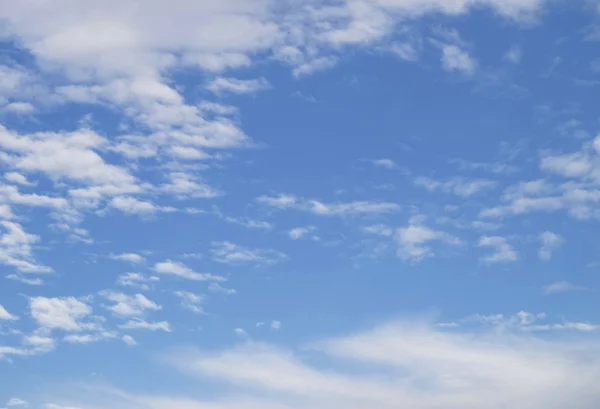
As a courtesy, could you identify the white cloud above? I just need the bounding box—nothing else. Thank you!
[102,292,161,317]
[271,321,281,330]
[153,260,225,281]
[222,215,273,230]
[2,102,35,114]
[538,231,563,261]
[0,220,52,274]
[110,253,145,264]
[361,224,393,237]
[504,45,522,63]
[4,172,34,186]
[307,200,400,216]
[118,319,171,332]
[257,194,400,216]
[174,291,205,314]
[45,404,83,409]
[107,196,175,216]
[478,236,518,263]
[371,158,396,169]
[125,316,600,409]
[29,297,93,332]
[63,331,117,344]
[6,398,28,407]
[256,194,298,208]
[0,304,18,321]
[233,328,248,338]
[208,283,237,295]
[397,217,462,261]
[288,226,315,240]
[206,77,270,95]
[116,273,159,290]
[160,172,220,199]
[122,335,137,346]
[414,176,496,197]
[543,281,588,295]
[440,44,476,74]
[211,241,286,265]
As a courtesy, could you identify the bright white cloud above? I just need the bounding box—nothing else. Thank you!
[29,297,93,332]
[102,292,161,317]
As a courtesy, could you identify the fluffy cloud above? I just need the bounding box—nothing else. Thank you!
[102,292,162,317]
[29,297,93,332]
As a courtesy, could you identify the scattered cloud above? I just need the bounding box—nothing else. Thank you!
[102,292,161,317]
[478,236,518,263]
[122,335,137,346]
[118,319,171,332]
[440,44,477,74]
[207,77,270,95]
[361,224,393,237]
[414,176,496,197]
[116,273,159,291]
[397,217,462,261]
[29,297,93,332]
[257,194,400,216]
[174,291,205,314]
[153,260,224,281]
[504,45,522,64]
[0,304,18,321]
[371,158,397,169]
[538,231,563,261]
[543,281,588,295]
[208,283,237,295]
[110,253,145,264]
[211,241,286,265]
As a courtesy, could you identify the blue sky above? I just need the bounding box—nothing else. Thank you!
[1,0,600,408]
